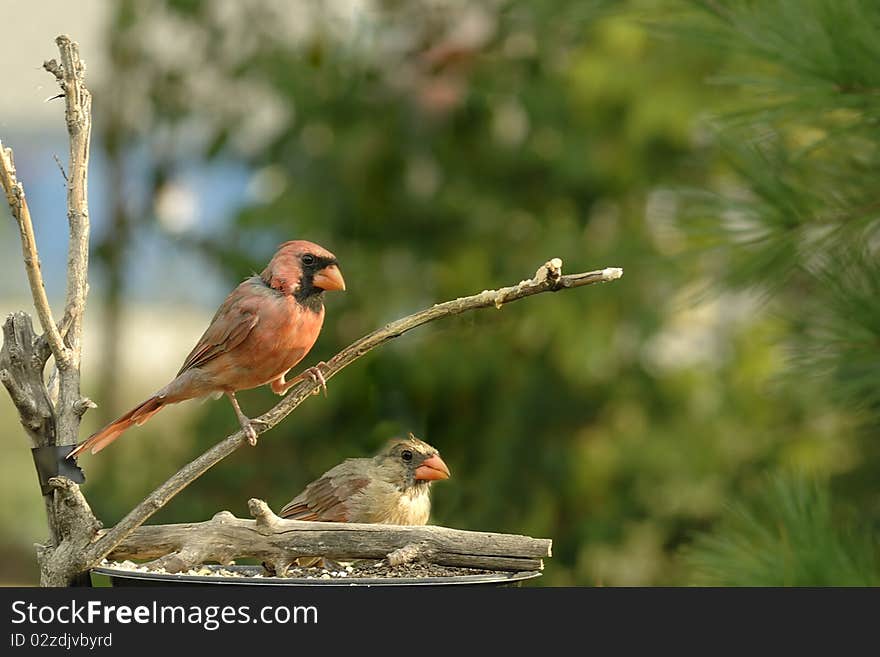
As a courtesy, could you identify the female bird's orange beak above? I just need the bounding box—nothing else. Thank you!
[414,453,451,481]
[312,264,346,291]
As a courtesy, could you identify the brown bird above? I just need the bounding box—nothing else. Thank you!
[69,240,345,458]
[279,434,451,525]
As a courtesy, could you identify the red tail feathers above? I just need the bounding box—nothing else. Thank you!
[68,395,165,458]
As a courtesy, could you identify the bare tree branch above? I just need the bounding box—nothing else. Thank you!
[0,143,68,363]
[43,34,93,447]
[0,314,55,448]
[81,258,622,567]
[1,35,93,582]
[52,154,68,182]
[37,478,102,586]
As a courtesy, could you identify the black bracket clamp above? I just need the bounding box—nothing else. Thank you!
[31,445,85,495]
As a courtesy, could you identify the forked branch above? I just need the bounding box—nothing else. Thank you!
[1,36,93,562]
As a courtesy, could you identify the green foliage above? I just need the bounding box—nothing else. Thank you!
[677,0,880,421]
[684,475,879,586]
[791,247,880,420]
[681,0,880,290]
[674,0,880,585]
[696,0,880,117]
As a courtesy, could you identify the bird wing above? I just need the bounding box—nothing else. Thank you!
[279,462,371,522]
[177,286,261,375]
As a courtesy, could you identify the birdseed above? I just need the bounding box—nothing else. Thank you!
[99,558,507,580]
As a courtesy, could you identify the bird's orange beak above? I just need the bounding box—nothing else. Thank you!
[312,264,346,292]
[414,453,451,481]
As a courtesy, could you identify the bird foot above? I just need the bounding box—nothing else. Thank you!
[242,421,258,446]
[226,391,259,446]
[319,557,344,571]
[302,362,329,397]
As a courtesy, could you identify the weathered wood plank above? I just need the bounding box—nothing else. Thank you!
[104,499,551,574]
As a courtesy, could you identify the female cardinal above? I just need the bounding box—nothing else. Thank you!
[279,434,451,525]
[69,240,345,458]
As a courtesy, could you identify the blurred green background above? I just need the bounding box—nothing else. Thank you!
[1,0,878,586]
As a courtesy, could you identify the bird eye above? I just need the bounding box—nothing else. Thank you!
[301,254,316,266]
[401,450,413,462]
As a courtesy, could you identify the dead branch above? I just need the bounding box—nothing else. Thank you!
[1,35,92,445]
[0,145,67,362]
[1,37,92,561]
[37,478,103,586]
[0,314,55,448]
[103,499,551,575]
[44,35,93,448]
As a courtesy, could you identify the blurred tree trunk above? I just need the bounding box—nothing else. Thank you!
[95,123,129,424]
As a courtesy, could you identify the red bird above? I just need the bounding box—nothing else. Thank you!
[69,240,345,458]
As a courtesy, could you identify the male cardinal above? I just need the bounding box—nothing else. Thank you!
[69,240,345,458]
[279,434,451,525]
